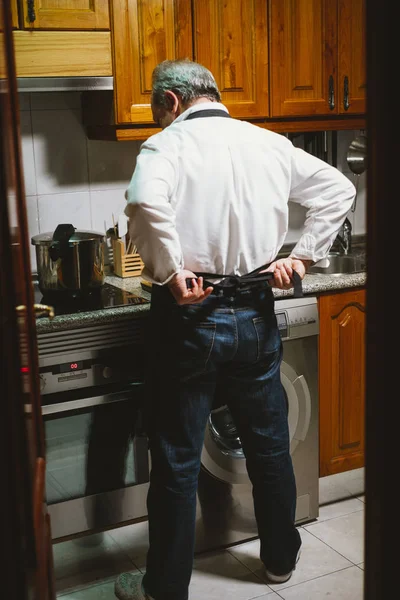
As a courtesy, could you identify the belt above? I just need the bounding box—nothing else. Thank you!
[186,264,303,298]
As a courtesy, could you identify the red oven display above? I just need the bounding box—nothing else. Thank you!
[59,361,84,373]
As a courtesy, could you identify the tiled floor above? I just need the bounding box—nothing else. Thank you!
[53,468,365,600]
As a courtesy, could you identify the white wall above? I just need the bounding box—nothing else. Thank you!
[19,91,141,273]
[18,92,366,273]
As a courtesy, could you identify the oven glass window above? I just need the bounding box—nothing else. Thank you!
[45,397,148,505]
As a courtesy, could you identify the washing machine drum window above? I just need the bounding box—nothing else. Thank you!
[201,361,312,485]
[208,406,244,456]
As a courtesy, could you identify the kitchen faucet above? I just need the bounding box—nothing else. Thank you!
[335,217,352,255]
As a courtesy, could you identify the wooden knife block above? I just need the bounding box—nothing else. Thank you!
[112,239,144,278]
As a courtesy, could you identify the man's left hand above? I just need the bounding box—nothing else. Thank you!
[260,257,312,290]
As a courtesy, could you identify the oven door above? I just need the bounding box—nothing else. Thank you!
[42,381,149,541]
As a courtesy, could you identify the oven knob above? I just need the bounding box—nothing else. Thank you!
[102,366,113,379]
[39,375,46,392]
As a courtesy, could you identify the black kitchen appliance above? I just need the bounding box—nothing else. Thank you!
[33,279,149,316]
[35,281,151,541]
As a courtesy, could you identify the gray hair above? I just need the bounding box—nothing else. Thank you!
[151,59,221,108]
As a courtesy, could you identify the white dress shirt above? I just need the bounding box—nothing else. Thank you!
[125,102,356,285]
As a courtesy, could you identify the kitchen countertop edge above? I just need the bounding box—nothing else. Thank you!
[35,270,366,334]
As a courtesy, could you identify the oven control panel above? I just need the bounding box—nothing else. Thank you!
[39,352,145,395]
[37,318,147,395]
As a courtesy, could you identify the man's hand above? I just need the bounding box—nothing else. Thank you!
[259,257,312,290]
[167,269,214,305]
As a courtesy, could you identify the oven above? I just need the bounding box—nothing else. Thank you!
[37,316,150,542]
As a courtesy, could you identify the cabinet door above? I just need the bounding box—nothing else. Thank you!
[337,0,366,114]
[11,0,19,27]
[112,0,192,124]
[193,0,269,119]
[20,0,110,30]
[319,289,366,476]
[269,0,336,117]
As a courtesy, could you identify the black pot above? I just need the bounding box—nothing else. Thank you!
[32,224,105,296]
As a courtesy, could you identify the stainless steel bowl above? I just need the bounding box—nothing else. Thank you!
[347,135,367,175]
[346,135,367,212]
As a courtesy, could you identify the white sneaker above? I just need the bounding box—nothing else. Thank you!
[265,549,301,584]
[114,572,154,600]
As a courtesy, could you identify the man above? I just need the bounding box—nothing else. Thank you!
[115,59,355,600]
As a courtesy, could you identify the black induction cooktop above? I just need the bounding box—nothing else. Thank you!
[33,281,150,316]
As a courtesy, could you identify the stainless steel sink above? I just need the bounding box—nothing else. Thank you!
[307,253,366,275]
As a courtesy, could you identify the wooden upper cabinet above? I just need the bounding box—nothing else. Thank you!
[111,0,269,125]
[83,0,366,139]
[337,0,366,114]
[193,0,269,119]
[269,0,366,118]
[11,0,19,27]
[112,0,193,125]
[319,289,366,477]
[269,0,334,117]
[20,0,110,30]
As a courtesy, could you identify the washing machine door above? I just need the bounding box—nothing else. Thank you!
[201,360,312,485]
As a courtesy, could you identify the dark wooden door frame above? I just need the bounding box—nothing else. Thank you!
[364,1,392,598]
[0,1,393,598]
[0,1,55,598]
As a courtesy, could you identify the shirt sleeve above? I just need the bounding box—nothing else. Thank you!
[124,141,183,285]
[288,145,356,262]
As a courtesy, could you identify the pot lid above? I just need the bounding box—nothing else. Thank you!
[31,228,105,245]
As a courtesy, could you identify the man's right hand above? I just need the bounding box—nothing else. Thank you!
[167,269,214,305]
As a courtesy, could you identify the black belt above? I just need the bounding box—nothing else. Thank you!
[186,263,303,298]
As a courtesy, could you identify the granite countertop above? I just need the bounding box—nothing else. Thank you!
[35,257,366,334]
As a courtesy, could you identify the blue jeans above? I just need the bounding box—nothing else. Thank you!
[142,284,301,600]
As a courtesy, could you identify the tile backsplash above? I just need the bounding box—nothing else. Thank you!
[19,92,366,273]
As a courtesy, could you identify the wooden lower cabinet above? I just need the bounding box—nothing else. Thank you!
[318,288,366,477]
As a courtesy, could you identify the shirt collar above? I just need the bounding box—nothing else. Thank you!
[174,102,229,124]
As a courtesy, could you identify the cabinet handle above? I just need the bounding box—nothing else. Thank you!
[343,76,350,111]
[33,303,55,319]
[328,75,335,110]
[27,0,36,23]
[16,304,55,320]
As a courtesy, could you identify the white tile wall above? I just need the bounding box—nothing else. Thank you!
[18,92,366,273]
[20,111,37,197]
[38,191,92,232]
[18,92,141,272]
[31,109,90,194]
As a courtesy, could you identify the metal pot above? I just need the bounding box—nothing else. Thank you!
[32,224,105,296]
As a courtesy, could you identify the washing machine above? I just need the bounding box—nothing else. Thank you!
[194,295,319,553]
